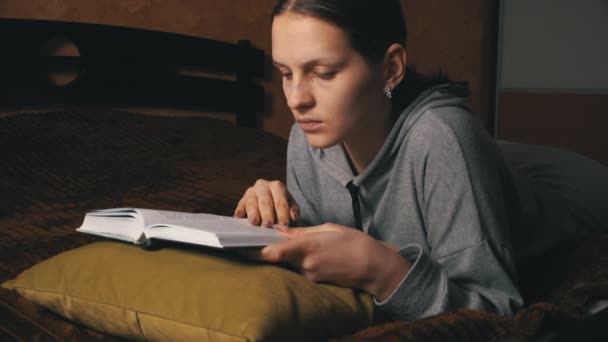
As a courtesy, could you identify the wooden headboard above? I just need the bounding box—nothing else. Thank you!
[0,18,264,128]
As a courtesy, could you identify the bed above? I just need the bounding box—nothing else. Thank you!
[1,18,607,341]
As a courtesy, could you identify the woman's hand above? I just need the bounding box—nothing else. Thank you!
[234,179,300,227]
[246,223,412,301]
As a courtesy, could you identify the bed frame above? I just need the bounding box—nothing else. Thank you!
[0,17,277,341]
[0,18,264,128]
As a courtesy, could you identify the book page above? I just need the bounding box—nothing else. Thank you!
[76,211,145,242]
[139,209,279,236]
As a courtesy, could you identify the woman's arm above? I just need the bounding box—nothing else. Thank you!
[374,109,523,319]
[253,223,412,299]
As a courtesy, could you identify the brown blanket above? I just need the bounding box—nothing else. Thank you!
[0,110,287,340]
[338,234,608,341]
[1,110,606,341]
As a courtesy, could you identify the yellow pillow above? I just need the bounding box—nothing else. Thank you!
[3,242,376,341]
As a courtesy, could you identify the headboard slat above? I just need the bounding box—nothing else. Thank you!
[0,19,265,128]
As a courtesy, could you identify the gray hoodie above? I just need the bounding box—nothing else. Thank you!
[286,84,524,320]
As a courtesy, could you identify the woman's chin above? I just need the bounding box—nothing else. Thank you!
[304,134,340,150]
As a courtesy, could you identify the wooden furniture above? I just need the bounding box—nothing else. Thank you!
[0,19,264,127]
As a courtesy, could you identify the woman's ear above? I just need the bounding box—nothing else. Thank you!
[383,43,407,90]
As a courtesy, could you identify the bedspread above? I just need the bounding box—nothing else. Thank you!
[1,110,606,341]
[0,110,286,340]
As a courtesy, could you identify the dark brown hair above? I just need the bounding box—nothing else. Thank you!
[273,0,407,64]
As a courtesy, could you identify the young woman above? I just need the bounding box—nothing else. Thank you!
[234,0,608,321]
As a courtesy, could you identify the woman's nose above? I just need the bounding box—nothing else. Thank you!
[286,79,315,111]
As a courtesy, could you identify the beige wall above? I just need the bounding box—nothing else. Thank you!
[1,0,497,138]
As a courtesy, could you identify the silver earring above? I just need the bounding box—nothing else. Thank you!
[385,85,392,99]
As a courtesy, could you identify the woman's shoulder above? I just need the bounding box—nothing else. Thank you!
[418,105,483,136]
[403,105,499,166]
[407,106,481,147]
[397,80,484,149]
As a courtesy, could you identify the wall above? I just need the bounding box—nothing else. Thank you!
[404,0,499,131]
[497,0,608,165]
[1,0,498,139]
[500,0,608,92]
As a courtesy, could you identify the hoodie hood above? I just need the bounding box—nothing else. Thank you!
[310,82,471,187]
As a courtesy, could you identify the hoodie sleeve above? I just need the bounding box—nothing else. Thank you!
[374,110,523,319]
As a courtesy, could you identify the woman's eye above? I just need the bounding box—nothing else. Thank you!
[281,72,293,80]
[315,71,336,80]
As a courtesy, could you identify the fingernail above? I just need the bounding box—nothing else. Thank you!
[272,224,289,232]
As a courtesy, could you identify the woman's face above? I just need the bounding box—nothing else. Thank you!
[272,13,388,149]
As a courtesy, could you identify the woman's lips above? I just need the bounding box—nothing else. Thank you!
[298,120,322,132]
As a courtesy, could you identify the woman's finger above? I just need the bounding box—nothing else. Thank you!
[272,224,290,232]
[289,207,300,224]
[234,248,263,261]
[288,192,300,224]
[234,196,247,218]
[254,180,276,227]
[244,187,262,225]
[259,238,312,264]
[269,181,292,226]
[281,225,344,239]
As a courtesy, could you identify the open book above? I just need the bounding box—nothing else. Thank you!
[76,208,284,248]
